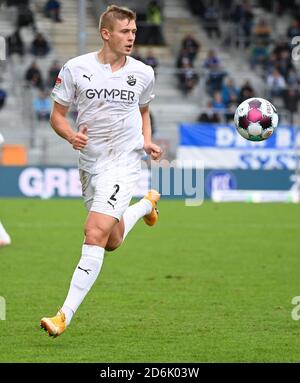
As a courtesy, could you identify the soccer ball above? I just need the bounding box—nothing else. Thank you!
[234,97,278,141]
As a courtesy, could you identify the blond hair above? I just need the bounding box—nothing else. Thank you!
[99,5,136,33]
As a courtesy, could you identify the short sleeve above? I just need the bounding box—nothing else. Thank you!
[139,68,155,106]
[51,64,75,106]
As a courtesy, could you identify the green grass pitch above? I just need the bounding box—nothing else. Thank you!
[0,198,300,362]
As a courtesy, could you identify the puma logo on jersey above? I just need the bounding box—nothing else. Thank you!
[83,74,93,82]
[127,75,136,86]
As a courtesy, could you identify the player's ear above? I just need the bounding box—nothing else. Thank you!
[100,28,110,41]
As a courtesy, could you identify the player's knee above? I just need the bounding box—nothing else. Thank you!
[84,226,109,246]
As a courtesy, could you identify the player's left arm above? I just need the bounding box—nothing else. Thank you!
[140,105,162,161]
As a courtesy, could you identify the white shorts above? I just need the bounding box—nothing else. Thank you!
[79,159,141,221]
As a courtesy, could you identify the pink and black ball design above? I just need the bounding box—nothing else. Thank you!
[234,97,278,142]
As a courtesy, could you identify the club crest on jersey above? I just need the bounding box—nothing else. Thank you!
[127,75,136,86]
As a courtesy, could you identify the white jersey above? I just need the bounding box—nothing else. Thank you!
[51,52,155,173]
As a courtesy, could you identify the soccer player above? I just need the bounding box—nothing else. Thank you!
[0,221,11,248]
[40,5,162,337]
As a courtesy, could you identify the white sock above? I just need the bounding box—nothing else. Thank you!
[0,221,11,244]
[123,199,152,240]
[62,244,104,326]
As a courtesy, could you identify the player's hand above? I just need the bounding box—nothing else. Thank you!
[70,125,89,150]
[144,142,162,161]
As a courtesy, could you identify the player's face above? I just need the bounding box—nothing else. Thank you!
[108,18,137,56]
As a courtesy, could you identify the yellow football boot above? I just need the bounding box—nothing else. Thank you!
[40,309,66,338]
[143,189,160,226]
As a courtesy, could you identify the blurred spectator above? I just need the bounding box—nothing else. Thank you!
[25,61,44,90]
[272,37,291,58]
[6,29,24,57]
[186,0,206,17]
[219,0,234,21]
[212,91,234,122]
[267,37,293,76]
[286,68,300,86]
[181,34,200,63]
[212,92,226,111]
[178,62,198,94]
[275,50,294,79]
[252,18,272,46]
[267,68,286,98]
[16,4,36,31]
[176,48,192,69]
[287,18,300,40]
[203,5,221,38]
[146,0,164,45]
[144,50,159,75]
[197,101,220,123]
[206,64,227,96]
[44,0,62,22]
[203,50,220,70]
[221,78,239,108]
[31,32,50,57]
[147,0,161,22]
[0,88,7,110]
[249,43,269,71]
[239,80,255,103]
[231,2,254,48]
[47,60,60,88]
[33,91,51,121]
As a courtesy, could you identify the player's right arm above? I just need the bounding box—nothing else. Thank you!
[50,63,88,150]
[50,101,88,150]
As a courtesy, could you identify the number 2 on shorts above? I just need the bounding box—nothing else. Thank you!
[109,184,120,202]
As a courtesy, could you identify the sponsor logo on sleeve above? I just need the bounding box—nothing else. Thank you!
[54,77,62,90]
